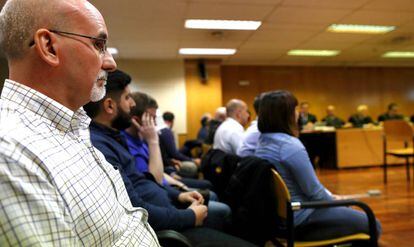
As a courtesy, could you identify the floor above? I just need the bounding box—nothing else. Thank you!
[317,165,414,247]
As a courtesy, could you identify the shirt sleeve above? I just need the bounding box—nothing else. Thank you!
[120,172,195,231]
[230,131,244,155]
[0,152,77,246]
[284,146,332,201]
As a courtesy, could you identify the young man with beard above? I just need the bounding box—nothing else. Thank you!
[84,70,255,246]
[0,0,159,245]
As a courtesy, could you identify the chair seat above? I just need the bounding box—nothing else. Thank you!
[275,233,370,247]
[387,147,414,157]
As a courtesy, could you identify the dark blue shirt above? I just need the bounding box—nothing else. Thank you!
[89,122,195,231]
[159,127,192,161]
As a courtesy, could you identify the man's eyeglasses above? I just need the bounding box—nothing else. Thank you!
[29,29,107,55]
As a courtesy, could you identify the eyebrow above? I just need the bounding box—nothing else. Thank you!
[96,31,108,40]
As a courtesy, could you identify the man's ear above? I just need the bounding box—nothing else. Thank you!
[33,29,59,67]
[103,98,116,115]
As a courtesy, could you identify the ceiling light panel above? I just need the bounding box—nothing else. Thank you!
[185,19,261,30]
[288,49,340,57]
[179,48,237,55]
[327,24,395,34]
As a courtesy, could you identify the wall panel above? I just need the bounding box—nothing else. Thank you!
[185,59,223,140]
[221,66,414,122]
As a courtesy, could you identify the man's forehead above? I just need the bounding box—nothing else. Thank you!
[66,0,108,37]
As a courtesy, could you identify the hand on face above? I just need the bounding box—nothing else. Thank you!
[131,112,158,144]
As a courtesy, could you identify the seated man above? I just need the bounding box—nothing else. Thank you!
[0,0,158,245]
[237,93,262,157]
[205,106,227,145]
[378,103,404,122]
[348,104,373,128]
[123,92,213,190]
[322,105,344,128]
[197,113,212,141]
[159,111,200,178]
[84,70,236,235]
[298,101,318,130]
[213,99,249,154]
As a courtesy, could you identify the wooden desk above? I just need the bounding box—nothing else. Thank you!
[336,128,402,168]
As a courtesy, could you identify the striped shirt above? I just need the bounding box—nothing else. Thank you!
[0,79,159,246]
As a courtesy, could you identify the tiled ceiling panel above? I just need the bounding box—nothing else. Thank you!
[186,2,274,20]
[1,0,414,66]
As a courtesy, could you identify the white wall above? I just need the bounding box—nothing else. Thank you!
[116,59,187,134]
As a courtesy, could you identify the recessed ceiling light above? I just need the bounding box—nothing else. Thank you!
[288,49,340,57]
[179,48,236,55]
[185,19,261,30]
[108,47,118,55]
[327,24,395,34]
[382,51,414,58]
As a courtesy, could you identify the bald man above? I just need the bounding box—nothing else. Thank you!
[0,0,158,246]
[213,99,249,154]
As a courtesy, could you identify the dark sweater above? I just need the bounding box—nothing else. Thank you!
[159,127,192,161]
[89,121,194,231]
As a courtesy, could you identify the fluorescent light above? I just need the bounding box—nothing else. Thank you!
[185,19,261,30]
[382,51,414,58]
[327,24,395,34]
[107,47,118,55]
[179,48,236,55]
[288,49,340,57]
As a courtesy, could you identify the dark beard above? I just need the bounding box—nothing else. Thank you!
[111,107,132,131]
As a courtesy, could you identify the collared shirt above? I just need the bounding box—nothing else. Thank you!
[0,79,159,246]
[213,117,245,155]
[237,119,260,157]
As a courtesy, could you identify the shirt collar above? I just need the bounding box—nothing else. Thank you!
[1,79,91,132]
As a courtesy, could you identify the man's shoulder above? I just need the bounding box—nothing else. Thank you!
[0,106,43,146]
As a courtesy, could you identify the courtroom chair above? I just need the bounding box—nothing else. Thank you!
[271,169,378,247]
[383,120,414,184]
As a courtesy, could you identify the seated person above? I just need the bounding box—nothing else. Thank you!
[348,104,373,128]
[205,107,227,144]
[213,99,249,154]
[378,103,404,122]
[322,105,344,128]
[123,92,213,190]
[197,113,212,141]
[255,90,382,241]
[0,1,156,244]
[159,111,200,178]
[298,101,317,130]
[237,93,263,157]
[84,70,232,234]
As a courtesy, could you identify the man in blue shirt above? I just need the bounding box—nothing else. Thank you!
[124,92,213,190]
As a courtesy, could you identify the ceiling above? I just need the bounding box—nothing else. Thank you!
[3,0,414,66]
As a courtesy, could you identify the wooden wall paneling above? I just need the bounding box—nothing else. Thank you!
[221,66,262,119]
[185,59,223,140]
[221,66,414,122]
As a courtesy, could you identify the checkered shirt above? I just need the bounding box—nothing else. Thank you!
[0,79,160,246]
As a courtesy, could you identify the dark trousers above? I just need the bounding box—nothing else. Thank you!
[296,206,382,241]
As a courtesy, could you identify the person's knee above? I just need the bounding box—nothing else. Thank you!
[208,201,231,218]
